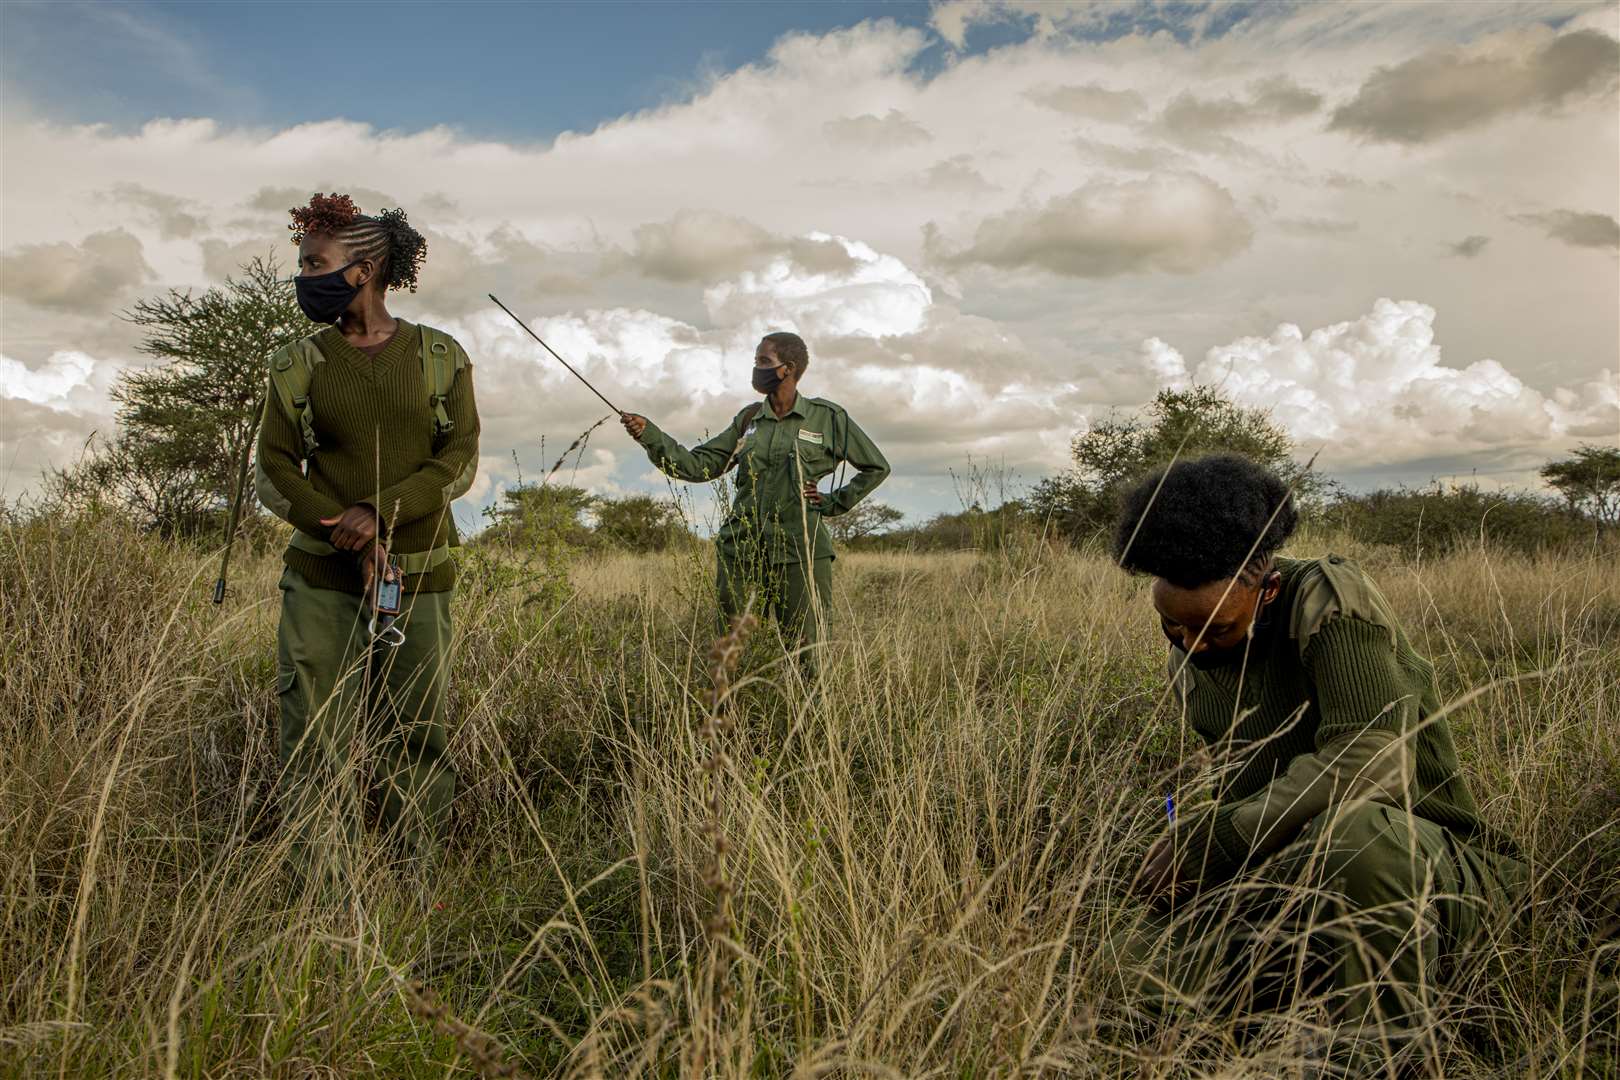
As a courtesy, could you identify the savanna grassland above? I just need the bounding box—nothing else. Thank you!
[2,512,1616,1078]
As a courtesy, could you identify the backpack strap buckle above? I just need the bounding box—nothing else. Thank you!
[421,328,462,439]
[429,393,454,435]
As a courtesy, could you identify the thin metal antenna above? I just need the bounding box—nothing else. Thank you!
[489,293,622,414]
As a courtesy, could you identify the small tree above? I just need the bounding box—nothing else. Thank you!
[825,500,904,545]
[54,253,309,537]
[592,493,694,553]
[1541,444,1620,528]
[54,429,218,536]
[1034,386,1330,542]
[480,483,595,551]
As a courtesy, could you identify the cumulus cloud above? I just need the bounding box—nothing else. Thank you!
[247,184,401,217]
[1277,217,1358,237]
[99,183,205,239]
[0,351,102,409]
[1027,82,1146,122]
[200,237,281,280]
[619,210,779,282]
[704,234,932,339]
[417,226,597,316]
[615,210,859,284]
[0,6,1615,509]
[1511,209,1620,251]
[1140,298,1618,466]
[1159,76,1322,147]
[1072,137,1189,172]
[1446,234,1491,258]
[0,229,155,312]
[933,173,1252,277]
[0,350,123,496]
[918,155,996,194]
[822,109,932,149]
[1330,28,1620,144]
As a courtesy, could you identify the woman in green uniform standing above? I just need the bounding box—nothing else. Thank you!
[620,332,888,675]
[255,193,480,885]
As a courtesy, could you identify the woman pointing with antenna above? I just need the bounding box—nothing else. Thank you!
[620,332,890,681]
[486,300,890,679]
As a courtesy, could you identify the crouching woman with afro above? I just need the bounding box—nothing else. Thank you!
[1106,454,1526,1050]
[254,193,480,886]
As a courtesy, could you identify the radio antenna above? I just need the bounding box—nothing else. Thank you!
[489,293,621,414]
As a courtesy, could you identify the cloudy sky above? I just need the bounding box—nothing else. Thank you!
[2,0,1616,533]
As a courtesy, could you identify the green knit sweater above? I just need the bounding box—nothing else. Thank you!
[1174,555,1482,880]
[256,320,480,594]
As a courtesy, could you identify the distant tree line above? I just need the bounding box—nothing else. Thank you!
[840,389,1617,559]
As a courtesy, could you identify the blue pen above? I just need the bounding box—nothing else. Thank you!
[1165,793,1176,824]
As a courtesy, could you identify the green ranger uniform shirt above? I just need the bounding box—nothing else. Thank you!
[635,393,890,563]
[1120,555,1526,1029]
[1170,554,1490,882]
[255,320,480,594]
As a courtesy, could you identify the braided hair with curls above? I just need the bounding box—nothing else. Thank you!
[288,192,428,292]
[1112,453,1299,589]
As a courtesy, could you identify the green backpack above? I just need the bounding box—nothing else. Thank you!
[253,325,473,565]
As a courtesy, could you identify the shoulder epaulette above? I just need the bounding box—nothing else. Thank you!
[1288,554,1401,656]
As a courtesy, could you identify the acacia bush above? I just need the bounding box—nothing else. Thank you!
[591,493,697,554]
[479,484,695,557]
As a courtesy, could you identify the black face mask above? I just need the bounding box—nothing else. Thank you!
[1186,642,1251,670]
[295,261,361,324]
[752,364,785,395]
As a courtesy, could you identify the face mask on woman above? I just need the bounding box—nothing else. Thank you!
[752,363,785,395]
[295,261,361,324]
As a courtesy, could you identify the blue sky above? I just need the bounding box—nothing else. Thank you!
[0,1,1302,137]
[3,1,943,138]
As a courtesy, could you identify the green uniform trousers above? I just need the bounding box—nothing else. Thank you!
[1112,802,1527,1032]
[716,552,832,672]
[275,567,457,881]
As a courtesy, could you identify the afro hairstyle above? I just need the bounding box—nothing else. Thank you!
[1112,453,1298,589]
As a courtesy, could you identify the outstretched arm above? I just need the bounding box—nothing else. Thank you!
[624,410,748,483]
[820,411,889,517]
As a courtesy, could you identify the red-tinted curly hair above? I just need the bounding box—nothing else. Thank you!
[288,192,428,292]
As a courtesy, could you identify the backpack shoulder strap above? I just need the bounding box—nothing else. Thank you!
[267,336,326,456]
[721,402,765,474]
[417,324,477,505]
[418,324,466,438]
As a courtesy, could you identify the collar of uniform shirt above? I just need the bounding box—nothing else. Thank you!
[759,392,808,419]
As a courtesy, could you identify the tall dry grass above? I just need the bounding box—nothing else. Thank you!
[1,508,1615,1077]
